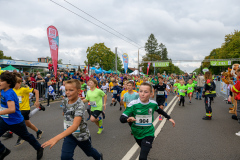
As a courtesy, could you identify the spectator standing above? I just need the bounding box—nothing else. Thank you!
[196,73,205,100]
[44,74,51,99]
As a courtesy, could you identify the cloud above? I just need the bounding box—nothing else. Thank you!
[0,0,239,73]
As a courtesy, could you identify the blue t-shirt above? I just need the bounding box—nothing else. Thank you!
[123,92,139,106]
[0,89,23,125]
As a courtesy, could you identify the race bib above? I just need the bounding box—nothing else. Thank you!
[0,106,9,118]
[167,82,170,84]
[90,101,97,107]
[157,91,164,95]
[180,89,185,93]
[18,96,22,103]
[113,90,117,94]
[103,89,107,94]
[135,115,152,126]
[188,87,192,90]
[64,120,80,133]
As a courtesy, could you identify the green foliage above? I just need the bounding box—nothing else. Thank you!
[46,56,63,64]
[196,30,240,74]
[0,50,12,59]
[86,43,122,71]
[141,34,183,75]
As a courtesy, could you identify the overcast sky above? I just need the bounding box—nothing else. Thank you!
[0,0,239,73]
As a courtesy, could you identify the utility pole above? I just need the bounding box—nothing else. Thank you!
[115,47,117,73]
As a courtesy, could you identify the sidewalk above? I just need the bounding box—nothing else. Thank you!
[148,96,240,160]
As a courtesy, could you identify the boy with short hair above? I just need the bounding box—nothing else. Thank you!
[47,81,55,107]
[42,79,103,160]
[120,82,175,160]
[122,81,139,107]
[110,80,122,107]
[178,80,187,106]
[186,79,195,103]
[83,78,107,134]
[0,72,44,160]
[120,82,128,110]
[152,76,166,120]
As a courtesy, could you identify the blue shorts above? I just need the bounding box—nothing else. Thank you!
[112,94,120,102]
[165,95,168,98]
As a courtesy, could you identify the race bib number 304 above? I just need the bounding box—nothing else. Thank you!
[135,115,152,126]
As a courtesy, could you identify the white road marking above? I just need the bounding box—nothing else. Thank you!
[122,96,177,160]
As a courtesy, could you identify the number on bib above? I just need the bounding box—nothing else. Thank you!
[188,87,192,90]
[90,101,97,107]
[0,106,9,118]
[64,120,80,133]
[113,90,117,94]
[157,91,164,95]
[18,96,22,103]
[135,115,152,126]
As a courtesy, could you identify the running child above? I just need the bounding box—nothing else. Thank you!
[186,79,195,103]
[0,72,44,160]
[101,81,108,94]
[47,81,55,107]
[178,79,187,106]
[13,76,44,147]
[110,80,122,107]
[120,82,175,160]
[152,76,166,121]
[135,79,142,92]
[42,79,103,160]
[173,80,179,96]
[164,80,170,107]
[83,78,107,134]
[120,82,128,110]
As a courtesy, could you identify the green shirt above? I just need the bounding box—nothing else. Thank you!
[173,83,179,91]
[178,85,187,96]
[85,88,105,111]
[123,99,159,139]
[81,83,87,93]
[186,83,195,93]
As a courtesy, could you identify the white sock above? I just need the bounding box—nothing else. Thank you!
[29,108,40,118]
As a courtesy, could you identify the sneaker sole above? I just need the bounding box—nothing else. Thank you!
[14,140,25,147]
[37,131,44,140]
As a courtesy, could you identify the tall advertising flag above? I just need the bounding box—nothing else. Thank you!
[122,53,128,74]
[147,62,151,75]
[47,26,59,78]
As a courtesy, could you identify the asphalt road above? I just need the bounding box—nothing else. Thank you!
[1,92,240,160]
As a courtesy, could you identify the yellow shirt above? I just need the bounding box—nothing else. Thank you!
[13,87,34,110]
[136,82,142,89]
[121,90,138,108]
[109,82,118,92]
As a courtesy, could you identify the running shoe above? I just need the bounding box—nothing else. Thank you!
[0,148,11,160]
[189,101,191,103]
[97,127,104,134]
[2,132,13,139]
[98,119,103,127]
[199,98,202,100]
[36,130,43,140]
[235,131,240,136]
[159,115,162,121]
[39,104,45,111]
[37,147,44,160]
[120,106,122,111]
[202,116,211,120]
[114,102,117,106]
[14,138,25,147]
[195,98,198,100]
[86,117,90,121]
[47,105,50,107]
[110,103,113,106]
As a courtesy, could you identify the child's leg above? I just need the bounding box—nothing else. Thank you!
[47,94,50,106]
[77,137,101,159]
[61,135,77,160]
[87,105,91,119]
[9,120,41,151]
[0,118,10,153]
[135,136,154,160]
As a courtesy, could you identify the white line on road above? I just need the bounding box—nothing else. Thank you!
[121,96,177,160]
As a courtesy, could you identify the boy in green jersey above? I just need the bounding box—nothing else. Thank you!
[120,82,175,160]
[173,79,179,96]
[177,80,187,106]
[186,79,195,103]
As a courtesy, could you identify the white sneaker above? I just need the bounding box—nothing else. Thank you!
[47,105,50,107]
[235,131,240,136]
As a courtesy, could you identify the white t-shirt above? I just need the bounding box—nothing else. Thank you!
[165,85,170,95]
[48,86,55,95]
[101,85,108,93]
[60,85,66,96]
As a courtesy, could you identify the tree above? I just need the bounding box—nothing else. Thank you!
[0,50,12,59]
[195,30,240,74]
[145,34,159,60]
[46,56,63,64]
[158,43,168,60]
[86,43,122,71]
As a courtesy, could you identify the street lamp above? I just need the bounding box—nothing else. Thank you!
[138,47,144,73]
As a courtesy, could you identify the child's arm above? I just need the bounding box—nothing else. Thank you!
[32,89,40,108]
[103,94,107,110]
[0,101,16,115]
[42,116,82,149]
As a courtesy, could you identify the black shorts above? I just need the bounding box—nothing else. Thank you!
[134,136,154,148]
[230,90,233,97]
[91,110,102,119]
[156,96,165,106]
[21,110,30,120]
